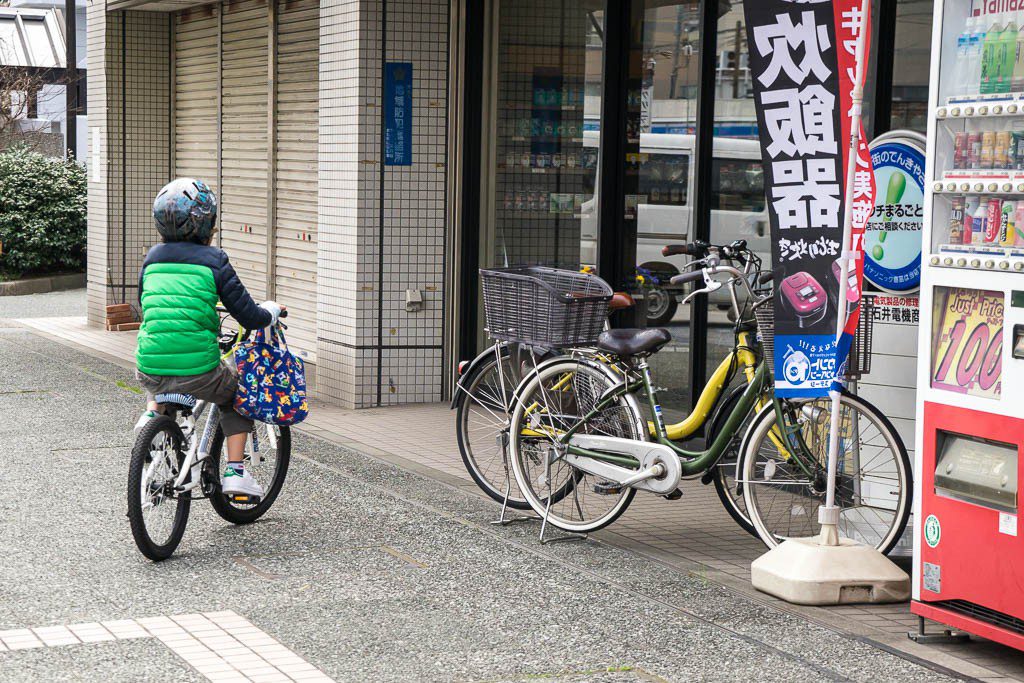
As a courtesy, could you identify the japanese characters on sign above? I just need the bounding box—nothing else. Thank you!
[742,0,873,397]
[866,140,925,293]
[385,63,413,166]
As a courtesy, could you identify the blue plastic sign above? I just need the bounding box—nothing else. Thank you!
[865,141,924,293]
[385,62,412,166]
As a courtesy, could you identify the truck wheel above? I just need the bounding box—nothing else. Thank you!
[645,286,678,326]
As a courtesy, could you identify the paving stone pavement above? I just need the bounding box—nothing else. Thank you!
[0,325,970,683]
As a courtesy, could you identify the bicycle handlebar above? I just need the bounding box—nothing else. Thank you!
[668,269,705,287]
[662,242,708,257]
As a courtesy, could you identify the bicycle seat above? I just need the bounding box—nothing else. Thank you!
[154,393,197,409]
[596,328,672,357]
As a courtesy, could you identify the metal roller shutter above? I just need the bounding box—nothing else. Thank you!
[220,0,269,301]
[174,6,219,194]
[273,0,318,361]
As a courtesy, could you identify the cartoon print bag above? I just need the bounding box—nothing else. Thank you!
[234,326,309,425]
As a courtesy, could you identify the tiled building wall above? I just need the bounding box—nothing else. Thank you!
[86,7,170,325]
[317,0,449,408]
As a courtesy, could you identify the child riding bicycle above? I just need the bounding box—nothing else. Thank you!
[134,178,284,501]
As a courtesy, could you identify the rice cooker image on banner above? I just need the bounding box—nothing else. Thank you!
[779,271,828,328]
[831,257,860,316]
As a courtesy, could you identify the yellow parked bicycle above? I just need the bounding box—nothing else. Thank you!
[454,240,776,535]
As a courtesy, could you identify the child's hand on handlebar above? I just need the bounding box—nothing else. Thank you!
[260,301,287,324]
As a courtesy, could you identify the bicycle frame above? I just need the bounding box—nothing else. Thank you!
[149,398,277,496]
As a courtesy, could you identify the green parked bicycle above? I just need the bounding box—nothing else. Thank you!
[490,245,911,553]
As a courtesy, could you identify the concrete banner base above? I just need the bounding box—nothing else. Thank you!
[751,537,910,605]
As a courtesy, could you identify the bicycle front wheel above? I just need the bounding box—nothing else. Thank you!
[509,358,644,534]
[739,393,911,555]
[455,346,530,509]
[127,415,191,561]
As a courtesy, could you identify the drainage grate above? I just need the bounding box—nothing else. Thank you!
[936,599,1024,635]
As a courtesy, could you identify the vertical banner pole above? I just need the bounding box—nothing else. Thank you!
[819,0,871,546]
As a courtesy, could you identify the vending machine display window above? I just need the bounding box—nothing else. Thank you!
[929,286,1003,399]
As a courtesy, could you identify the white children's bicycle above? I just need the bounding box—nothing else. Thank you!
[127,308,292,561]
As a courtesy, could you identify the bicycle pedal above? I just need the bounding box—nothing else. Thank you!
[662,488,683,500]
[226,493,262,504]
[593,481,623,495]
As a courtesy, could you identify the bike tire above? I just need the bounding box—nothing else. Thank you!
[455,347,534,509]
[739,392,912,555]
[707,384,758,537]
[509,358,643,534]
[127,415,191,561]
[208,423,291,525]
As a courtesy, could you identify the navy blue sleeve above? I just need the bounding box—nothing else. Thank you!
[214,251,273,330]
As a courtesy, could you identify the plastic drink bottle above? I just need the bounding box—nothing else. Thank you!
[999,14,1018,93]
[1000,200,1017,246]
[970,17,987,94]
[952,21,973,95]
[1015,18,1024,91]
[981,15,1002,94]
[1015,204,1024,244]
[972,197,988,244]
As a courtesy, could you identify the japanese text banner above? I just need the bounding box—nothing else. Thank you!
[741,0,873,397]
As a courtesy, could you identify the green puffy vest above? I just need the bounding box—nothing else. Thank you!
[135,263,221,376]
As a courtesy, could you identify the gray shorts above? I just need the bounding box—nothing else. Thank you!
[137,363,252,437]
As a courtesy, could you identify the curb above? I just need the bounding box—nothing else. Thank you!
[0,273,85,296]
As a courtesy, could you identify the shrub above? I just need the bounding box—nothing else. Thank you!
[0,146,87,279]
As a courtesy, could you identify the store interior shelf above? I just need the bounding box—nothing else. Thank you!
[497,165,592,175]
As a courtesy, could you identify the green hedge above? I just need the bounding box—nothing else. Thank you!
[0,147,87,279]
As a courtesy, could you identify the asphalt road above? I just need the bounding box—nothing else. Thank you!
[0,324,963,683]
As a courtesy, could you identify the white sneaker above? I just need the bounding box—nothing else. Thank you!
[221,468,265,500]
[134,410,157,436]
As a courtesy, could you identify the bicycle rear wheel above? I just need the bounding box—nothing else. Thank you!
[739,393,911,555]
[707,385,757,536]
[509,358,643,534]
[127,415,191,561]
[208,422,291,524]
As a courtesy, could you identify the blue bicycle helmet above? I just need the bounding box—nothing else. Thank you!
[152,178,218,243]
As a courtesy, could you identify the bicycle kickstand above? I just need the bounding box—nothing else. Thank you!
[491,431,539,526]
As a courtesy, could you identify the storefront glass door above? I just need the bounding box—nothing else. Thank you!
[618,0,702,419]
[480,0,606,272]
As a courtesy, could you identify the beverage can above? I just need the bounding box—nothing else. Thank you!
[950,196,966,244]
[969,132,983,168]
[986,197,1003,242]
[981,131,996,169]
[996,131,1012,168]
[1001,200,1017,246]
[1016,205,1024,245]
[954,132,969,169]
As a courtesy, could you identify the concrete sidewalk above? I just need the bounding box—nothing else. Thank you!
[0,321,975,682]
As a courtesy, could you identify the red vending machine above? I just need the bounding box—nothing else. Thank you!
[914,0,1024,649]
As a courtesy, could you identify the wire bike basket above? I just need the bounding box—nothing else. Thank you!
[480,267,613,347]
[754,294,875,381]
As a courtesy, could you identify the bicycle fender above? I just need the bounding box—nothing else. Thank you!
[449,343,556,408]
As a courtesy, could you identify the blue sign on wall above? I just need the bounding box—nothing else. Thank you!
[385,62,412,166]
